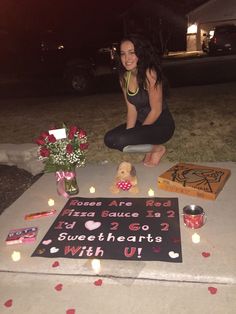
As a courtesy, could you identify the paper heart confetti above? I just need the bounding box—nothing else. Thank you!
[202,252,211,258]
[42,239,52,245]
[85,220,101,231]
[117,180,132,191]
[66,309,76,314]
[94,279,103,286]
[54,283,63,291]
[4,299,13,308]
[168,251,179,259]
[208,286,218,294]
[50,247,59,254]
[52,261,60,268]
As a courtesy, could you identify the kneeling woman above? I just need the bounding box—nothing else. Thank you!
[104,34,175,167]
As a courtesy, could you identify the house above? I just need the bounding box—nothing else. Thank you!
[186,0,236,51]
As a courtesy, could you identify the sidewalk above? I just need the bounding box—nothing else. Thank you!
[0,162,236,313]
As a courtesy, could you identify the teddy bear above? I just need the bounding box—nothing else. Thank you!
[110,161,139,194]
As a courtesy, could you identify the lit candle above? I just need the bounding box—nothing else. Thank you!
[89,186,96,193]
[192,233,200,244]
[148,188,154,197]
[48,198,55,206]
[11,251,21,262]
[91,259,101,274]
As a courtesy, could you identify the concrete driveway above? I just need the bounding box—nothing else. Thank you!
[0,161,236,314]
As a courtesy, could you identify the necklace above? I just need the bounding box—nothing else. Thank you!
[126,71,139,96]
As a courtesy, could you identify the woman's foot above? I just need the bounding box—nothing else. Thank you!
[144,145,166,167]
[143,152,152,165]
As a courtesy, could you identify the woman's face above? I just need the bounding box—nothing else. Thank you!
[120,40,138,72]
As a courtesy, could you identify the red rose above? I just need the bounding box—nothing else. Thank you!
[48,134,57,143]
[79,143,89,150]
[35,137,45,146]
[66,143,74,154]
[40,131,49,139]
[40,147,50,157]
[78,129,87,139]
[68,126,78,139]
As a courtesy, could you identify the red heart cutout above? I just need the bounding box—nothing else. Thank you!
[4,299,13,307]
[66,309,76,314]
[54,283,63,291]
[52,261,60,268]
[202,252,211,258]
[94,279,103,286]
[208,287,217,294]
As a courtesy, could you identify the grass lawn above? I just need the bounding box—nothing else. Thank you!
[0,81,235,164]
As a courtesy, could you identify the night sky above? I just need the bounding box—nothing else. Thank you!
[0,0,208,48]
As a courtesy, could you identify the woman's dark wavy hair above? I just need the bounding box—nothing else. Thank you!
[118,33,163,89]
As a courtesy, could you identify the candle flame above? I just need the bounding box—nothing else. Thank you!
[91,259,101,274]
[192,233,200,244]
[11,251,21,262]
[48,198,55,206]
[148,188,154,197]
[89,186,96,193]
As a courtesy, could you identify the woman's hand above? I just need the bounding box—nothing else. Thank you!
[143,69,163,125]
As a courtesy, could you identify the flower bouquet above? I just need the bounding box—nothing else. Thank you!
[35,123,88,197]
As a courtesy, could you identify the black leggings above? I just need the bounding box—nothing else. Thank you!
[104,109,175,152]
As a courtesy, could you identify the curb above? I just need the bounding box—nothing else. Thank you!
[0,143,44,175]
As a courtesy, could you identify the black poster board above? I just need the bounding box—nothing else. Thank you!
[32,197,182,262]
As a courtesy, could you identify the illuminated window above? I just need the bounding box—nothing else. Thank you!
[187,24,198,34]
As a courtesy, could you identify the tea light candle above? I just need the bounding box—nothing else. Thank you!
[91,259,101,274]
[11,251,21,262]
[148,188,155,197]
[89,186,96,193]
[48,198,55,207]
[192,233,200,244]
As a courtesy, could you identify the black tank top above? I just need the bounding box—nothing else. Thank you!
[126,71,167,123]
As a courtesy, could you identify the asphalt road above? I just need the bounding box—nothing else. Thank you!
[1,53,236,98]
[162,53,236,87]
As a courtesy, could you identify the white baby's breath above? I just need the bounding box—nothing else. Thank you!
[36,124,88,172]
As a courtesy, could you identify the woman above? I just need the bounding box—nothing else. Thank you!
[104,34,175,167]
